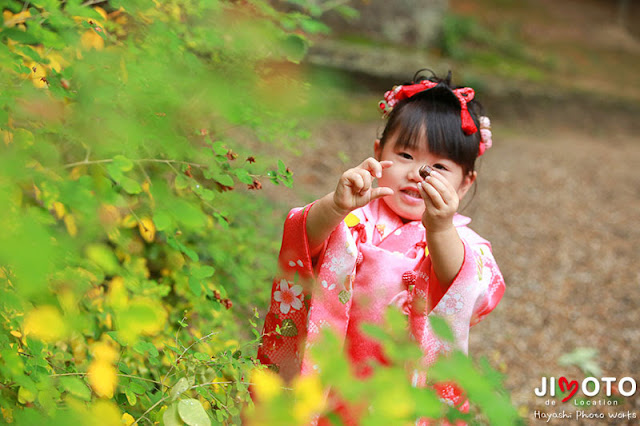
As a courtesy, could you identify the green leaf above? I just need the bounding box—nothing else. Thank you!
[429,315,454,342]
[189,276,202,297]
[211,141,227,156]
[234,168,253,185]
[175,173,190,190]
[191,265,215,279]
[112,155,134,172]
[1,28,39,44]
[213,174,234,187]
[129,381,147,395]
[170,377,190,402]
[59,377,92,401]
[153,210,172,231]
[193,352,209,361]
[125,388,137,406]
[163,403,182,426]
[277,159,287,174]
[105,163,124,181]
[120,177,142,194]
[178,398,211,426]
[85,243,120,275]
[282,34,307,63]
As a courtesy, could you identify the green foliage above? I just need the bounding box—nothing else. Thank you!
[438,12,550,81]
[248,308,521,425]
[0,0,347,424]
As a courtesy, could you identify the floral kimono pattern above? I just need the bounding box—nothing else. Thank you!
[257,198,505,411]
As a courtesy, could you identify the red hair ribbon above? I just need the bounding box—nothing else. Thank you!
[378,80,478,135]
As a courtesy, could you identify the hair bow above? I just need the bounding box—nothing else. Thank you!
[378,79,493,156]
[379,80,478,135]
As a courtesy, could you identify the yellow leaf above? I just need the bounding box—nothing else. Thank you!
[81,29,104,51]
[26,62,47,89]
[17,386,35,404]
[64,214,78,237]
[10,330,22,338]
[88,360,117,398]
[90,400,121,426]
[121,412,135,426]
[45,53,66,73]
[52,201,66,219]
[106,276,128,310]
[90,341,119,363]
[104,313,113,329]
[138,218,156,243]
[1,407,13,423]
[292,374,325,423]
[70,166,85,180]
[121,214,138,228]
[250,369,283,401]
[2,10,31,28]
[70,337,88,364]
[23,306,67,342]
[1,129,12,145]
[94,7,108,21]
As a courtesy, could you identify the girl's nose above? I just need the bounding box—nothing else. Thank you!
[408,165,422,182]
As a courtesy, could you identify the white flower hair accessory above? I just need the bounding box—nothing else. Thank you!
[478,115,492,156]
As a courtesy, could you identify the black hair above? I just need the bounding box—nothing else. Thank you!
[378,69,484,175]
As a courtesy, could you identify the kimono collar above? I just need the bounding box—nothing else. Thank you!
[361,199,471,229]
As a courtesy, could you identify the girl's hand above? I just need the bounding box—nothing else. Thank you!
[333,158,394,214]
[418,170,459,232]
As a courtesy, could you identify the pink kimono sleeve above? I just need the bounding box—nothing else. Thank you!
[413,237,504,325]
[468,241,505,326]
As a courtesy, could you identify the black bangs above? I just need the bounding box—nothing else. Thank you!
[379,83,482,174]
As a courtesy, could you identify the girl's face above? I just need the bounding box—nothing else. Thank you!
[374,135,476,222]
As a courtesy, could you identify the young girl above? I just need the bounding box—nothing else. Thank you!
[257,69,505,420]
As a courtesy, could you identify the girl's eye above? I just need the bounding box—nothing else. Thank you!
[433,163,448,171]
[399,152,413,160]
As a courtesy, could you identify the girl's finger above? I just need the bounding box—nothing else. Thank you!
[419,181,446,209]
[429,170,456,193]
[370,186,394,200]
[360,158,393,178]
[344,170,365,193]
[424,174,455,205]
[355,169,373,194]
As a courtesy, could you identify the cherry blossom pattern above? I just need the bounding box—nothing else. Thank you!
[273,279,303,314]
[440,291,464,316]
[322,280,336,291]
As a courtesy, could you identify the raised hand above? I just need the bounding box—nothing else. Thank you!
[418,169,460,232]
[333,158,394,214]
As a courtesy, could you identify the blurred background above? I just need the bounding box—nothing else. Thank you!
[264,0,640,420]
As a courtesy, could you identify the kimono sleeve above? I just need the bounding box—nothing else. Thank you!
[256,205,317,383]
[412,234,505,325]
[276,205,316,280]
[468,241,505,326]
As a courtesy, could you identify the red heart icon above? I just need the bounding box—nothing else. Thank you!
[558,377,579,402]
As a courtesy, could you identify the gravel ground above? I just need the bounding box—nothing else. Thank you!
[261,96,640,424]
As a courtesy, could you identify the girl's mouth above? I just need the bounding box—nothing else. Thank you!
[401,189,422,200]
